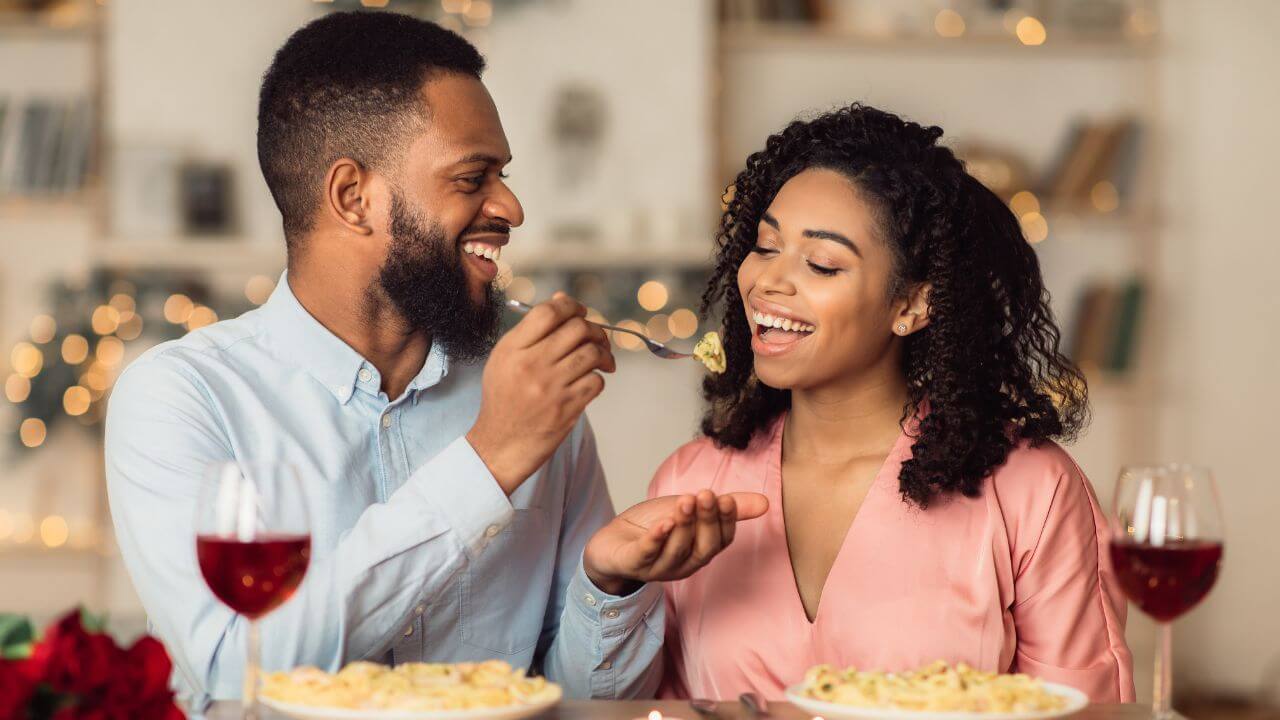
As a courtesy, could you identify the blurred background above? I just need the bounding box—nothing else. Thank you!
[0,0,1276,715]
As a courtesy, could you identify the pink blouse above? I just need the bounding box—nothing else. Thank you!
[649,414,1134,703]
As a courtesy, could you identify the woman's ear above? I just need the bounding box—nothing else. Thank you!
[324,158,374,236]
[892,283,932,336]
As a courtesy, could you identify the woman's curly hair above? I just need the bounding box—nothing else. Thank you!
[700,103,1088,508]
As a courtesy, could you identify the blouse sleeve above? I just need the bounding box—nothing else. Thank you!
[1008,450,1136,702]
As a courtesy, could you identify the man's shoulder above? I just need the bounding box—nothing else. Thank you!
[115,309,268,395]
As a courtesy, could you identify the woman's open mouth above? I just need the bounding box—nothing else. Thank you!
[750,310,815,357]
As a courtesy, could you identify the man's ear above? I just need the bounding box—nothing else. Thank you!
[324,158,374,236]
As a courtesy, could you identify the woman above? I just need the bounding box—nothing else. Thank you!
[651,104,1134,703]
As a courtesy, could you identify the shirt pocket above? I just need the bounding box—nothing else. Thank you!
[461,508,555,655]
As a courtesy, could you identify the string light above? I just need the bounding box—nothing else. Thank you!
[1090,181,1120,213]
[442,0,471,13]
[5,374,31,403]
[637,281,669,312]
[934,9,966,38]
[63,386,92,416]
[612,320,645,351]
[108,293,136,314]
[91,305,121,335]
[668,309,699,339]
[11,342,43,378]
[62,334,90,364]
[116,313,144,341]
[1016,16,1047,46]
[96,337,125,367]
[19,418,46,448]
[186,306,219,331]
[164,294,195,324]
[1020,211,1050,244]
[30,315,57,344]
[1009,190,1040,218]
[40,515,69,549]
[463,0,492,26]
[505,276,536,304]
[646,314,674,343]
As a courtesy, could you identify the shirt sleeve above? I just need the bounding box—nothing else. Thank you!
[1008,452,1136,703]
[538,417,664,699]
[105,354,514,708]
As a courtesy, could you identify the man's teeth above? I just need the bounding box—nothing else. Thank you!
[752,311,815,333]
[462,242,502,261]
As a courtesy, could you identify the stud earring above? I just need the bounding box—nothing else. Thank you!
[896,323,908,334]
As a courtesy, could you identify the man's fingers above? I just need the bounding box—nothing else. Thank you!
[556,341,616,381]
[541,316,610,365]
[506,292,588,348]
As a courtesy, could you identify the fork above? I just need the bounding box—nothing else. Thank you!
[505,299,692,360]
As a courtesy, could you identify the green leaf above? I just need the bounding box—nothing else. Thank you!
[79,606,108,634]
[0,613,35,657]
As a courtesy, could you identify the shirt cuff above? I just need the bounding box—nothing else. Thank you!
[410,435,514,558]
[567,558,662,639]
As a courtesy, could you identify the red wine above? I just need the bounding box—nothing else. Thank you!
[197,534,311,619]
[1108,539,1223,622]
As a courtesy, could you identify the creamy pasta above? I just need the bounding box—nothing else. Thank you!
[799,661,1068,713]
[261,660,561,711]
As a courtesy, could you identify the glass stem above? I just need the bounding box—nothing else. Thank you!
[243,618,261,720]
[1153,621,1173,719]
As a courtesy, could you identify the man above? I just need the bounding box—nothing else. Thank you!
[105,12,765,709]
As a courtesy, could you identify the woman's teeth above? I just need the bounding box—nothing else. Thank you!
[462,242,502,261]
[753,311,815,334]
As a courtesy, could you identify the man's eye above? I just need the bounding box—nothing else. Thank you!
[498,171,510,180]
[457,176,483,190]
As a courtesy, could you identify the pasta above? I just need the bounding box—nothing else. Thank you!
[799,661,1068,713]
[261,660,561,711]
[694,331,726,373]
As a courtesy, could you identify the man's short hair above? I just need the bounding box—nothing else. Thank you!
[257,11,485,246]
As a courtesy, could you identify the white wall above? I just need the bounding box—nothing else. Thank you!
[1156,0,1280,696]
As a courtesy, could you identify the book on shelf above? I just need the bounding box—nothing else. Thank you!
[1068,276,1145,374]
[0,95,93,199]
[1039,116,1142,211]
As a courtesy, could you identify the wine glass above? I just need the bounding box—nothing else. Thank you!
[196,461,312,720]
[1108,464,1224,719]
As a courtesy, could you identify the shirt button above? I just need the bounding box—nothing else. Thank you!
[485,525,501,538]
[603,609,620,620]
[583,594,597,607]
[382,415,393,428]
[599,660,613,670]
[358,368,372,383]
[403,624,414,637]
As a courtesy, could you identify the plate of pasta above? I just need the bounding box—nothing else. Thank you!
[259,660,562,720]
[786,661,1088,720]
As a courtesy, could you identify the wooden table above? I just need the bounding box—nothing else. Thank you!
[207,700,1186,719]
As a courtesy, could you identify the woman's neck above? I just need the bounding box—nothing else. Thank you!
[785,366,911,466]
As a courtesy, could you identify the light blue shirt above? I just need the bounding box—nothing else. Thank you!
[105,275,663,709]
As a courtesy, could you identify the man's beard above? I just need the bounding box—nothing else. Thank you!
[378,191,501,364]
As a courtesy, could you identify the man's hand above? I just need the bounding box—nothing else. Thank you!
[583,490,769,595]
[467,293,615,495]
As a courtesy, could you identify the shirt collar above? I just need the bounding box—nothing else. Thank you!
[261,272,450,404]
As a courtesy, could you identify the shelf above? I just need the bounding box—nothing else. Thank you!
[721,24,1159,58]
[0,18,95,40]
[0,195,95,217]
[94,239,286,273]
[504,243,716,273]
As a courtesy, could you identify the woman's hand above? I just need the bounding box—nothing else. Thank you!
[583,489,769,595]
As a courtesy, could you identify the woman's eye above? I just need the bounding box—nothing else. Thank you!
[808,262,839,276]
[750,244,777,255]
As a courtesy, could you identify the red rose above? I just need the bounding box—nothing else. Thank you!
[103,635,178,714]
[0,658,37,720]
[40,611,123,697]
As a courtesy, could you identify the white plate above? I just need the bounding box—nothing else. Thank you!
[259,694,560,720]
[784,681,1088,720]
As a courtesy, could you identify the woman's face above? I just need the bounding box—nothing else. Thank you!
[737,168,908,391]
